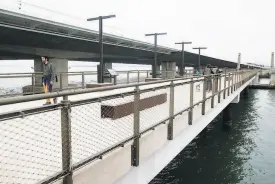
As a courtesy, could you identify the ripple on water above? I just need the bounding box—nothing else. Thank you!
[150,89,275,184]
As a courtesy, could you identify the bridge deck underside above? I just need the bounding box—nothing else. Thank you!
[0,9,254,68]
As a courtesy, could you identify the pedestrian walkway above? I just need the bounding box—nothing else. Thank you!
[0,71,256,184]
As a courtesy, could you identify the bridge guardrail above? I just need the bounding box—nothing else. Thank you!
[0,69,258,184]
[0,69,197,98]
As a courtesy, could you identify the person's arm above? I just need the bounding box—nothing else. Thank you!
[49,63,55,83]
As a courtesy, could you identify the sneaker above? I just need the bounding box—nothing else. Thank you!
[43,102,51,106]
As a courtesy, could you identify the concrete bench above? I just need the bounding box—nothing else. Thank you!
[86,83,113,88]
[145,78,162,82]
[22,84,78,95]
[101,93,167,119]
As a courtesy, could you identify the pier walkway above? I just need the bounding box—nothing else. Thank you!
[0,70,257,184]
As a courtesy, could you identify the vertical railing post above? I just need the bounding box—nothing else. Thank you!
[81,72,85,89]
[238,71,240,88]
[127,71,130,84]
[63,95,68,101]
[32,73,35,94]
[231,72,234,93]
[132,85,140,166]
[137,71,140,83]
[240,71,243,86]
[223,70,226,99]
[202,77,206,115]
[242,71,244,85]
[114,76,117,85]
[211,75,215,108]
[243,72,246,84]
[236,71,238,88]
[228,73,230,96]
[60,100,73,184]
[218,74,221,103]
[239,71,241,85]
[236,71,238,89]
[60,73,63,91]
[232,71,234,91]
[188,78,194,125]
[168,81,174,140]
[147,70,149,78]
[239,71,241,88]
[234,70,237,91]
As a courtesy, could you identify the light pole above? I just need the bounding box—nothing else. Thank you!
[87,15,116,83]
[145,32,167,78]
[175,41,192,76]
[237,53,241,71]
[193,47,207,72]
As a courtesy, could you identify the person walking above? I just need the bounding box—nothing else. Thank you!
[41,56,56,105]
[203,64,212,92]
[214,67,222,93]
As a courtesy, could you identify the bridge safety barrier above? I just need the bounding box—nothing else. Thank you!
[0,69,258,183]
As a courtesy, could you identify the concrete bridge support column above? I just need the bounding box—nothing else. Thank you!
[156,64,161,78]
[252,72,259,85]
[270,70,275,85]
[237,53,241,71]
[161,61,176,79]
[243,87,249,98]
[223,93,240,126]
[270,52,275,85]
[34,57,43,86]
[223,104,232,126]
[176,65,184,76]
[151,64,161,78]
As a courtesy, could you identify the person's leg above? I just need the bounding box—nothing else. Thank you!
[48,80,56,104]
[45,76,51,103]
[42,77,50,103]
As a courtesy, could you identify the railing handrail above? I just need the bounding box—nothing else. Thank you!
[0,68,243,76]
[0,70,152,76]
[0,70,251,106]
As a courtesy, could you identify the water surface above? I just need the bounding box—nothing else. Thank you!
[150,89,275,184]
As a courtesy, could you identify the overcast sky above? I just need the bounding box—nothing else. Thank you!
[2,0,275,66]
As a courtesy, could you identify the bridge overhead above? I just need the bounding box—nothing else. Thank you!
[0,9,259,68]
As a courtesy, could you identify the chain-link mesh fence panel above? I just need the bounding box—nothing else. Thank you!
[139,87,170,132]
[0,110,62,184]
[174,79,204,114]
[193,79,204,105]
[71,95,134,165]
[174,82,190,114]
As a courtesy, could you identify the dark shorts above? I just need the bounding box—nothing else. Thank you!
[43,75,52,92]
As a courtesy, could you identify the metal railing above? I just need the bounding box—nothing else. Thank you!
[0,70,152,97]
[0,69,257,183]
[0,69,197,98]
